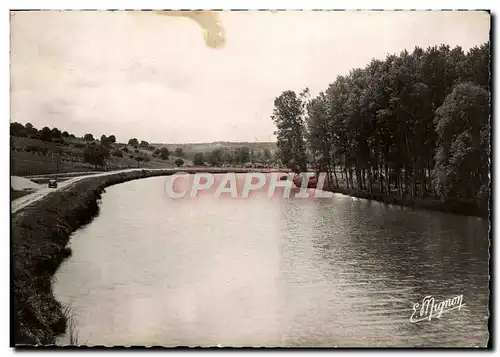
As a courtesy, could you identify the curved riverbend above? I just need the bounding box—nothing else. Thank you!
[12,168,286,345]
[53,175,489,347]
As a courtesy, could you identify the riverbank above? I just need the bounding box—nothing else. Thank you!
[327,186,488,218]
[12,169,192,345]
[11,168,287,345]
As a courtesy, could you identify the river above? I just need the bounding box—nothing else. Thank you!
[53,174,489,347]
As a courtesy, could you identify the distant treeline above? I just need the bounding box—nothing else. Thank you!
[192,146,276,167]
[272,43,490,208]
[10,122,279,169]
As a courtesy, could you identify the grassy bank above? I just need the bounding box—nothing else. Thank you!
[327,186,488,218]
[11,169,180,345]
[11,189,35,201]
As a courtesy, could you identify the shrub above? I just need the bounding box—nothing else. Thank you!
[73,142,86,149]
[175,158,184,167]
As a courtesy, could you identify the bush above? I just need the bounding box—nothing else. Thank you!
[193,153,205,166]
[174,158,184,167]
[159,148,169,160]
[112,150,123,157]
[73,142,86,149]
[51,138,65,145]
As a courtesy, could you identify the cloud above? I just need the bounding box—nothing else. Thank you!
[10,10,490,143]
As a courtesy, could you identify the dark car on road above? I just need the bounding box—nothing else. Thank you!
[48,179,58,188]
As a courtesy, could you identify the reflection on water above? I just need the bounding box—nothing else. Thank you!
[53,175,489,347]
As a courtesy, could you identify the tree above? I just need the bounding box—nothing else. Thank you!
[83,143,110,169]
[209,148,223,166]
[128,138,139,147]
[10,122,26,137]
[40,127,52,142]
[107,135,116,144]
[140,140,149,148]
[158,147,169,160]
[100,135,109,146]
[433,82,490,204]
[50,128,62,139]
[24,122,36,137]
[271,90,308,172]
[234,147,250,164]
[272,41,490,208]
[62,131,69,137]
[175,158,184,167]
[83,133,94,142]
[175,148,185,157]
[112,149,123,157]
[263,148,271,161]
[193,152,205,166]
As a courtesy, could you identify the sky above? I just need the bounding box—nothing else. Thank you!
[10,10,490,144]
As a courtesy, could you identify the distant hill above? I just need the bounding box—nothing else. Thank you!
[153,141,277,154]
[10,121,280,175]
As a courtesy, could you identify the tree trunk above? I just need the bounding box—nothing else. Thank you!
[385,163,390,194]
[379,163,384,194]
[368,167,373,194]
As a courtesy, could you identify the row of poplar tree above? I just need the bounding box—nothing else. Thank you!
[271,43,490,207]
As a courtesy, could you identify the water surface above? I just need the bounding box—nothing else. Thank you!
[53,175,489,347]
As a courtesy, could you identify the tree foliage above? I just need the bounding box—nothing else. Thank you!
[158,147,169,160]
[128,138,139,147]
[209,148,223,166]
[272,89,308,172]
[83,143,110,169]
[193,152,205,166]
[175,147,185,157]
[272,43,490,207]
[433,83,490,203]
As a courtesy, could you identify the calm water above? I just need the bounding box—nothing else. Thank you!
[53,175,489,347]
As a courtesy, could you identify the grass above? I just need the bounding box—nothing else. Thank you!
[11,189,34,201]
[10,136,178,177]
[62,304,80,346]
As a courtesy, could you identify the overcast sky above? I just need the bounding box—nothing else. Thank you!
[10,10,490,144]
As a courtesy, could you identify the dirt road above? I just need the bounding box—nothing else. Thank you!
[11,168,161,214]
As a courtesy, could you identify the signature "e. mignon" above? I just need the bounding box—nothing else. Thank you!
[410,294,466,323]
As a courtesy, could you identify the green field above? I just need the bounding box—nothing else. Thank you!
[10,136,186,176]
[10,134,278,177]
